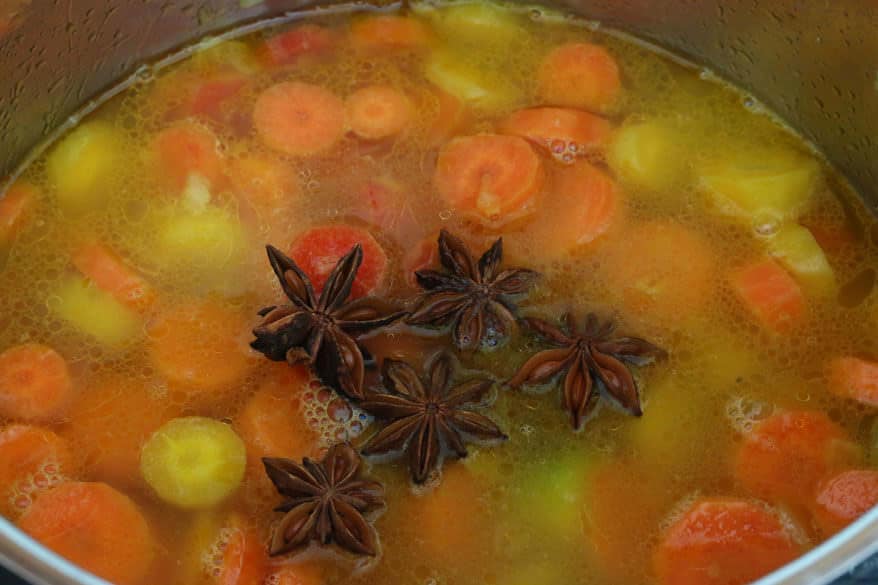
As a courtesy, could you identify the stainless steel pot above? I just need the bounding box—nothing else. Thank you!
[1,1,877,584]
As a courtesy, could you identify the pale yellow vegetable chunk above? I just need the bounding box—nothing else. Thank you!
[699,146,820,221]
[425,49,520,109]
[766,223,835,293]
[141,417,246,509]
[46,121,122,214]
[49,277,141,347]
[157,206,247,275]
[608,120,684,193]
[430,2,525,44]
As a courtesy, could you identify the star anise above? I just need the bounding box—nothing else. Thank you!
[263,443,385,557]
[360,352,507,483]
[251,244,405,400]
[408,230,538,351]
[509,313,666,430]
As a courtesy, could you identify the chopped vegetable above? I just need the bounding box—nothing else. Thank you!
[18,481,155,585]
[434,134,544,228]
[538,42,621,113]
[426,86,471,145]
[607,119,685,192]
[254,82,346,156]
[345,84,414,140]
[0,343,73,422]
[428,1,525,44]
[288,223,388,298]
[734,410,862,508]
[185,70,250,127]
[828,356,878,407]
[229,154,301,213]
[349,15,432,53]
[50,277,142,346]
[765,223,835,293]
[0,425,73,518]
[654,498,803,585]
[0,180,37,244]
[46,121,122,214]
[218,519,269,585]
[729,258,806,333]
[498,106,612,159]
[151,122,225,192]
[349,176,423,246]
[141,416,246,509]
[71,241,156,312]
[261,24,336,66]
[515,451,592,538]
[425,49,521,109]
[811,469,878,536]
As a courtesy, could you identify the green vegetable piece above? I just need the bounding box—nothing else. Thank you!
[141,417,246,509]
[766,223,836,294]
[49,277,141,346]
[46,121,122,214]
[608,120,684,193]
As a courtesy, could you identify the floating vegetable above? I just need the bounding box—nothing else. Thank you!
[46,121,122,214]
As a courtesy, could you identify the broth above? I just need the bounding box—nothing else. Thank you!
[1,3,878,585]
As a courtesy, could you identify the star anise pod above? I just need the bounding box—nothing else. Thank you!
[360,352,507,483]
[263,443,385,557]
[251,244,405,400]
[509,313,666,430]
[408,230,538,350]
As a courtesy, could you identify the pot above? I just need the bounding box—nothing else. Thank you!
[0,1,877,584]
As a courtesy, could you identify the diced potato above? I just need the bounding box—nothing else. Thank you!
[699,146,821,221]
[425,48,520,109]
[192,39,259,73]
[46,121,122,214]
[765,223,835,293]
[430,2,525,44]
[49,277,142,346]
[607,119,684,193]
[156,205,248,280]
[513,450,592,538]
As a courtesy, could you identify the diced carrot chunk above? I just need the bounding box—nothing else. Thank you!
[0,180,37,244]
[497,106,612,159]
[0,343,74,422]
[828,356,878,407]
[218,519,268,585]
[730,258,806,332]
[71,241,156,312]
[261,24,336,67]
[812,469,878,536]
[538,42,621,113]
[151,122,225,191]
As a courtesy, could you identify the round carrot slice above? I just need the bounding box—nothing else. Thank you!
[0,180,37,244]
[538,42,621,113]
[288,224,388,299]
[654,498,802,585]
[253,82,345,157]
[0,425,73,518]
[147,300,254,399]
[18,481,155,585]
[497,106,612,159]
[0,343,73,422]
[229,154,301,212]
[151,122,225,191]
[434,134,544,228]
[812,469,878,536]
[348,15,431,53]
[735,410,862,508]
[345,84,414,140]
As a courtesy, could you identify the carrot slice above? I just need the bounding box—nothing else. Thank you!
[71,241,156,312]
[812,469,878,536]
[147,300,253,400]
[62,375,178,488]
[730,258,806,333]
[434,134,544,228]
[345,84,414,140]
[538,42,621,113]
[827,356,878,407]
[654,498,803,585]
[426,87,471,146]
[151,122,225,191]
[288,224,388,299]
[230,154,301,212]
[18,481,155,585]
[348,15,432,53]
[265,563,323,585]
[497,106,612,159]
[235,363,319,465]
[0,343,73,422]
[600,221,715,318]
[254,82,345,157]
[218,519,269,585]
[188,70,250,126]
[261,24,336,67]
[735,410,862,509]
[0,425,73,518]
[348,176,423,247]
[0,180,37,244]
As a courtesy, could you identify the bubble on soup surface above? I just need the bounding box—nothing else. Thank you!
[726,395,775,434]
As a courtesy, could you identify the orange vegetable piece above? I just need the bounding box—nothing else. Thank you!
[151,122,225,190]
[0,180,37,243]
[0,425,74,518]
[254,82,345,157]
[827,356,878,407]
[265,563,323,585]
[18,481,155,585]
[345,84,414,140]
[735,410,861,508]
[71,241,156,312]
[147,300,253,399]
[654,498,803,585]
[349,15,431,53]
[261,24,336,67]
[62,376,177,488]
[497,106,612,158]
[348,176,423,247]
[218,519,268,585]
[0,343,73,422]
[188,71,249,125]
[600,222,715,318]
[288,224,388,299]
[538,42,621,113]
[812,469,878,536]
[229,154,301,212]
[427,87,471,146]
[236,363,318,465]
[434,134,544,228]
[730,258,806,333]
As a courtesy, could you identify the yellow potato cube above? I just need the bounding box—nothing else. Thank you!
[766,223,835,293]
[46,121,122,214]
[50,277,142,346]
[608,120,684,193]
[425,49,521,109]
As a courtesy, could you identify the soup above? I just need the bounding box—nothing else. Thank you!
[1,3,877,585]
